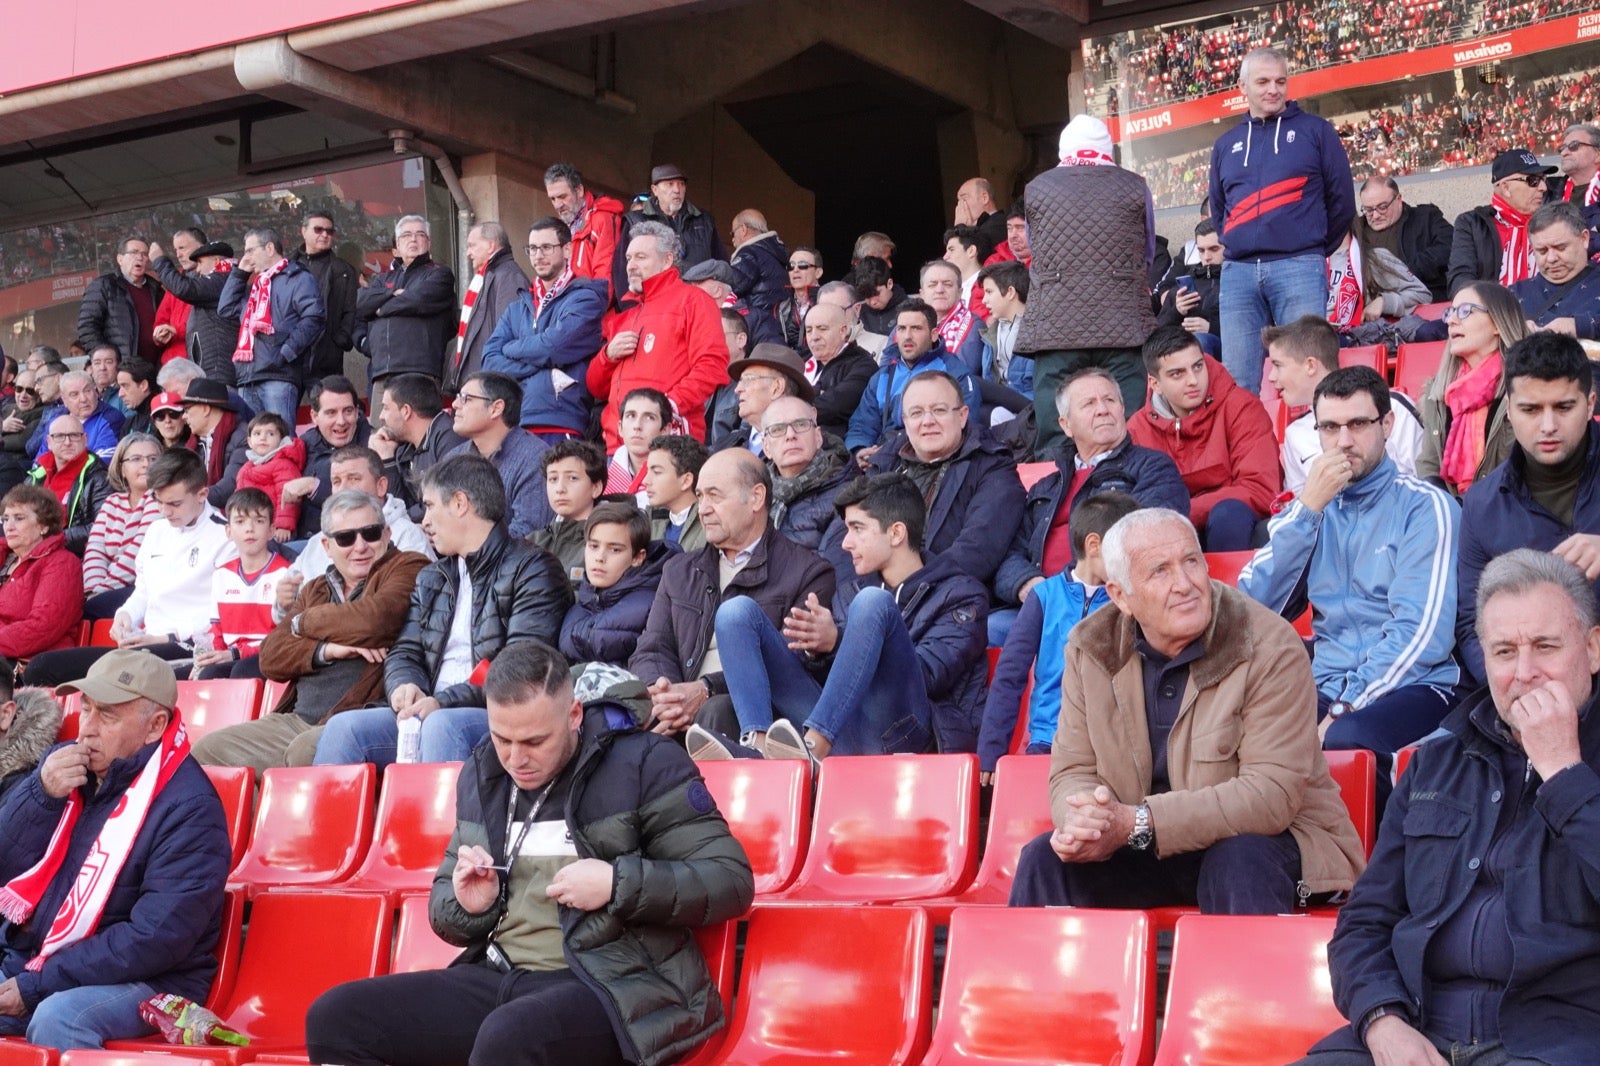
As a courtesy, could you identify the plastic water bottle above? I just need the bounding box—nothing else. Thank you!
[397,715,422,764]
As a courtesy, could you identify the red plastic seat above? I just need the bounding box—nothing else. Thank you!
[923,907,1155,1066]
[1413,301,1449,321]
[1396,744,1418,779]
[917,754,1050,921]
[60,1052,213,1065]
[177,680,263,741]
[228,764,376,896]
[672,921,740,1066]
[1339,344,1386,375]
[203,766,253,868]
[770,754,978,903]
[391,893,459,973]
[259,679,289,716]
[206,887,246,1010]
[106,891,391,1064]
[0,1041,56,1065]
[1017,461,1054,491]
[708,906,932,1064]
[87,619,116,647]
[1153,914,1342,1065]
[697,760,810,896]
[1394,340,1445,399]
[1207,552,1312,638]
[338,761,460,903]
[1324,748,1376,859]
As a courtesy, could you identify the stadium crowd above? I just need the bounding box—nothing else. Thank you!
[1,42,1599,1066]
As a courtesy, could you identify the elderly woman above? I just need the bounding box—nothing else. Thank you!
[82,433,165,620]
[0,370,43,491]
[0,484,84,662]
[1416,280,1530,495]
[0,687,64,803]
[149,390,192,451]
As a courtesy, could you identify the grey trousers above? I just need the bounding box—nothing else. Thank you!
[1294,1036,1548,1065]
[191,713,323,776]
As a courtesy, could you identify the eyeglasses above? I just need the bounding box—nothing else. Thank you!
[1443,302,1488,321]
[904,404,960,422]
[49,432,84,442]
[328,523,385,548]
[310,225,336,235]
[1501,174,1545,188]
[736,374,781,389]
[153,409,183,420]
[396,230,429,241]
[787,261,818,271]
[122,453,158,466]
[1560,141,1599,153]
[525,243,564,256]
[763,418,816,439]
[456,392,493,405]
[1314,417,1382,435]
[1359,192,1399,217]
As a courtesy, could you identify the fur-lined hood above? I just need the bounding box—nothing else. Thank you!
[0,690,64,783]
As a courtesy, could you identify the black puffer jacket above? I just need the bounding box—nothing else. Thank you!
[148,256,241,385]
[560,541,672,666]
[292,248,359,380]
[729,231,789,316]
[75,273,165,363]
[384,526,574,709]
[356,253,458,381]
[431,707,753,1066]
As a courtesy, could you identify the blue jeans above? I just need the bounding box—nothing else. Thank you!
[987,607,1018,648]
[1201,498,1263,553]
[716,592,933,755]
[240,380,300,429]
[0,979,156,1049]
[314,705,488,769]
[1219,253,1328,394]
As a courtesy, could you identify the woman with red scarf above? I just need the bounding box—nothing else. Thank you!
[0,484,83,661]
[1415,281,1529,494]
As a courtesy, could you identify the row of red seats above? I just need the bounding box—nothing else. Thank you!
[55,680,288,745]
[202,750,1376,928]
[0,902,1346,1065]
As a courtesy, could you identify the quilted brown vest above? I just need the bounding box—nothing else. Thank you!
[1015,164,1156,353]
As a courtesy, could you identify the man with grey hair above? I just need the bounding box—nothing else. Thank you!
[443,221,528,395]
[1009,507,1364,914]
[313,453,571,768]
[612,163,725,301]
[0,649,231,1051]
[815,278,889,360]
[1510,202,1600,339]
[193,489,430,774]
[1300,548,1600,1066]
[544,161,625,291]
[357,214,458,387]
[1208,46,1355,394]
[1353,176,1454,303]
[1550,121,1600,257]
[155,358,203,397]
[218,225,325,427]
[29,370,121,462]
[588,221,728,449]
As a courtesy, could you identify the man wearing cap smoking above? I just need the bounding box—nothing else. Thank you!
[0,649,230,1052]
[1447,148,1554,297]
[612,164,727,302]
[714,343,814,454]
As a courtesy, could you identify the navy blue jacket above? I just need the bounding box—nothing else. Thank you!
[994,436,1191,602]
[1457,426,1600,685]
[836,553,989,753]
[729,233,789,317]
[355,254,458,381]
[1209,101,1356,262]
[0,744,231,1011]
[481,278,608,433]
[217,259,326,388]
[560,542,671,666]
[1510,264,1600,340]
[1312,690,1600,1063]
[855,424,1023,588]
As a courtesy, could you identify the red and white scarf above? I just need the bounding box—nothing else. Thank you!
[454,259,490,365]
[0,710,190,970]
[1060,148,1114,167]
[1440,350,1504,494]
[1327,240,1367,332]
[937,304,976,355]
[1561,176,1600,208]
[232,259,287,363]
[532,265,575,326]
[1491,194,1535,287]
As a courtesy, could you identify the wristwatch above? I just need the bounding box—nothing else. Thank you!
[1127,803,1154,851]
[1328,700,1354,720]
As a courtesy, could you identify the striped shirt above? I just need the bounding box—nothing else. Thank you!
[209,551,293,655]
[82,493,163,596]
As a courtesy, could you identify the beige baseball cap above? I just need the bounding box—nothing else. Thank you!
[57,649,179,710]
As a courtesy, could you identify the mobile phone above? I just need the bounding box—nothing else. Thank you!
[1175,274,1195,292]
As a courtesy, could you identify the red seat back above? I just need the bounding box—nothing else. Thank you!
[1394,340,1445,400]
[176,680,264,741]
[924,908,1155,1066]
[697,759,810,896]
[342,761,460,899]
[392,893,459,973]
[203,765,254,868]
[208,887,247,1009]
[1154,914,1341,1065]
[0,1042,56,1065]
[211,891,391,1048]
[1396,744,1418,779]
[1205,550,1254,586]
[1017,461,1054,491]
[1324,748,1376,859]
[968,754,1052,905]
[229,764,375,893]
[676,920,740,1066]
[779,754,978,902]
[1413,301,1449,321]
[60,1054,214,1065]
[711,906,932,1065]
[1339,344,1386,375]
[259,679,289,715]
[87,619,117,647]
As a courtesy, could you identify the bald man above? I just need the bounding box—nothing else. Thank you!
[955,177,1008,260]
[805,302,877,440]
[728,209,791,318]
[444,221,529,394]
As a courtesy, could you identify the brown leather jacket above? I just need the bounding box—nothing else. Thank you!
[258,545,429,722]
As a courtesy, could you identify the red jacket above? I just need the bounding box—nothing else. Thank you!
[588,268,729,449]
[0,533,83,659]
[1127,355,1281,526]
[154,291,191,363]
[570,192,626,295]
[235,437,308,533]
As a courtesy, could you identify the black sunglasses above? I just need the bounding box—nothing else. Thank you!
[15,387,37,399]
[153,409,183,420]
[328,523,385,548]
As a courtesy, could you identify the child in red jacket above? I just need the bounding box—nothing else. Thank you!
[234,413,306,541]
